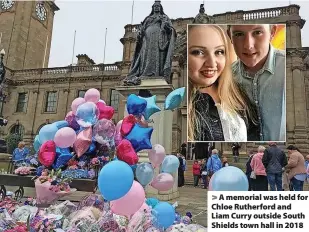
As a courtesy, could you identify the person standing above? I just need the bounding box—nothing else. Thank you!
[200,158,208,189]
[286,145,307,191]
[222,156,229,167]
[232,143,240,163]
[177,153,185,187]
[206,149,222,182]
[262,142,287,191]
[305,155,309,183]
[250,146,268,191]
[246,150,255,191]
[181,141,187,159]
[12,141,29,163]
[193,160,201,187]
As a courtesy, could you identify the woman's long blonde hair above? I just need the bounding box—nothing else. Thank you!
[188,25,256,141]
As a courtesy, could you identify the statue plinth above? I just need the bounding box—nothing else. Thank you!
[116,78,179,200]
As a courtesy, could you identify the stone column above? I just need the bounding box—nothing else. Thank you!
[287,21,303,48]
[116,79,179,200]
[289,50,309,153]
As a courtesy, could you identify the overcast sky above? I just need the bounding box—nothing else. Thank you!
[48,0,309,67]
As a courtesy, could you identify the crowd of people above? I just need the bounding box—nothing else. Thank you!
[246,142,309,191]
[178,141,309,191]
[177,148,229,189]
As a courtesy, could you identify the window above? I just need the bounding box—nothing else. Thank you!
[110,89,119,111]
[16,93,28,112]
[78,90,86,98]
[45,91,57,112]
[10,124,24,138]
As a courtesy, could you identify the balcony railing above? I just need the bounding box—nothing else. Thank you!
[123,5,299,34]
[8,63,121,78]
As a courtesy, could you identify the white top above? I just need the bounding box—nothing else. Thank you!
[215,103,247,142]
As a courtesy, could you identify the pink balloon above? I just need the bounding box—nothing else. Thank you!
[73,127,92,157]
[71,97,86,115]
[150,173,174,191]
[54,127,77,148]
[148,144,166,168]
[93,119,116,144]
[127,202,151,232]
[84,88,100,103]
[110,181,145,217]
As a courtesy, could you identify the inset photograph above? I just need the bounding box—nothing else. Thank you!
[187,24,286,142]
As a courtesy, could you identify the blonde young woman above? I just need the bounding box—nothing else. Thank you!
[187,24,258,141]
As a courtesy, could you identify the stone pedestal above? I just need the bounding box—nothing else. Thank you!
[116,79,179,200]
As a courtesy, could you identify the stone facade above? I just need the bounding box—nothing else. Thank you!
[0,1,59,70]
[0,3,308,155]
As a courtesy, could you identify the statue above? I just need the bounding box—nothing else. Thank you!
[193,4,215,24]
[123,0,177,86]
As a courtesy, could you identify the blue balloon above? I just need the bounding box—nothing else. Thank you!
[139,95,161,120]
[152,202,175,229]
[146,198,160,209]
[130,164,137,172]
[160,155,180,174]
[53,152,73,169]
[127,94,147,116]
[33,135,42,152]
[210,166,248,191]
[164,87,185,110]
[39,124,58,143]
[52,120,69,129]
[125,124,153,152]
[98,160,134,201]
[136,163,154,186]
[75,102,99,127]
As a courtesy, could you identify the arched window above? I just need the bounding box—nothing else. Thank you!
[10,124,25,138]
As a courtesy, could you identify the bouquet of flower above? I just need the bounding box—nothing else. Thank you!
[14,166,35,176]
[35,169,76,206]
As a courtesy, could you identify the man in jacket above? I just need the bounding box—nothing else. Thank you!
[286,145,307,191]
[262,142,287,191]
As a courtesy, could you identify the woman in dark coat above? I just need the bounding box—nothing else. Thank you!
[178,154,185,187]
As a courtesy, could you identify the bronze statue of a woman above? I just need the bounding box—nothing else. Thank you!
[123,0,176,86]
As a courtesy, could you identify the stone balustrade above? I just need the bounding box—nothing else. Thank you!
[123,4,300,35]
[6,63,121,80]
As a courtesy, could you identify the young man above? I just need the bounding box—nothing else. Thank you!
[227,24,286,141]
[262,142,287,191]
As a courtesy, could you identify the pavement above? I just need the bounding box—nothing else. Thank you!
[168,186,207,227]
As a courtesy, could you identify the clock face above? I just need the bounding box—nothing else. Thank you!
[1,0,15,10]
[35,3,47,21]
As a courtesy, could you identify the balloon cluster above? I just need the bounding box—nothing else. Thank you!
[97,87,186,230]
[33,88,116,171]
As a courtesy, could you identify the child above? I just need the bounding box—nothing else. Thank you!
[192,160,201,187]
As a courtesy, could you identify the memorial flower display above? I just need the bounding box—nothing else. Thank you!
[5,85,190,231]
[34,169,76,206]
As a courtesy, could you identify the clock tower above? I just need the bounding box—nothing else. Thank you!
[0,1,59,70]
